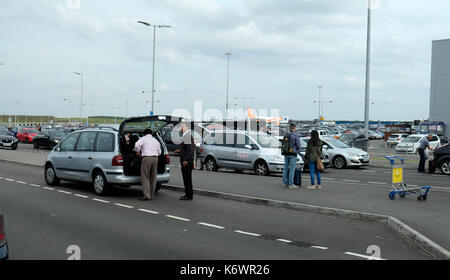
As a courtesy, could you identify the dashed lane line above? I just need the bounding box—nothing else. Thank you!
[343,179,361,183]
[74,194,89,198]
[5,178,14,182]
[114,203,134,209]
[234,230,262,237]
[344,251,385,260]
[29,184,41,187]
[43,187,54,191]
[165,215,191,222]
[198,222,225,229]
[15,181,27,184]
[311,246,329,250]
[58,190,72,195]
[276,239,292,243]
[368,181,388,185]
[92,198,110,204]
[138,208,159,215]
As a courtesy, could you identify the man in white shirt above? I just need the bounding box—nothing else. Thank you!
[134,129,162,200]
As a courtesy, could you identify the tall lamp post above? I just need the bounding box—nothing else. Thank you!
[364,1,373,138]
[112,106,120,124]
[85,103,94,126]
[225,52,232,120]
[317,86,322,121]
[73,72,83,124]
[137,21,171,116]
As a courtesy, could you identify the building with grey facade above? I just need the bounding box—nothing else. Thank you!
[430,39,450,139]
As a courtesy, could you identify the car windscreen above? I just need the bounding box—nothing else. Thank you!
[389,134,400,138]
[324,138,350,149]
[122,120,169,134]
[26,129,39,134]
[49,131,67,138]
[253,134,281,148]
[401,136,422,143]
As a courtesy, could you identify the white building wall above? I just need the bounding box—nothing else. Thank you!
[430,39,450,138]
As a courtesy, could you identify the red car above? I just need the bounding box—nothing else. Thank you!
[17,128,39,143]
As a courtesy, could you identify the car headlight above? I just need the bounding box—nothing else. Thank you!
[271,156,284,162]
[348,153,360,157]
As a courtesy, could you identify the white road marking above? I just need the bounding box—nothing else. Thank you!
[138,208,159,215]
[43,187,54,191]
[198,222,225,229]
[5,178,14,182]
[345,252,385,260]
[276,239,292,243]
[321,178,335,181]
[58,190,72,195]
[234,230,261,237]
[362,170,376,173]
[165,215,191,222]
[114,203,134,209]
[343,179,361,183]
[74,194,89,198]
[93,198,110,204]
[0,177,3,179]
[311,246,328,250]
[30,184,41,187]
[368,181,387,185]
[15,181,27,184]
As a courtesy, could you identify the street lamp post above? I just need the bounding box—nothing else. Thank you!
[225,52,232,120]
[317,86,322,120]
[73,72,83,124]
[85,103,94,126]
[138,21,171,116]
[364,1,372,138]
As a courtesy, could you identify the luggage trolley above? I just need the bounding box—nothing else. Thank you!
[384,156,431,201]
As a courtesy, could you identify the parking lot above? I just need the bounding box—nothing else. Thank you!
[1,140,449,259]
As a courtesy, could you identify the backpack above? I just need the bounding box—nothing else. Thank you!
[281,133,294,155]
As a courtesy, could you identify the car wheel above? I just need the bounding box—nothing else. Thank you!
[333,156,347,169]
[93,171,110,196]
[204,157,218,172]
[45,164,60,186]
[440,160,450,175]
[254,160,269,176]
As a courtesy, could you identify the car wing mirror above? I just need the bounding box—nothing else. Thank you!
[56,146,61,152]
[323,145,328,150]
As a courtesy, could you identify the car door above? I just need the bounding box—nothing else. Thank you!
[52,132,80,180]
[233,134,259,169]
[214,132,237,168]
[71,131,98,182]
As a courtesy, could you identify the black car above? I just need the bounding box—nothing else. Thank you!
[430,143,450,175]
[0,129,18,150]
[338,133,369,152]
[0,213,8,260]
[32,130,68,149]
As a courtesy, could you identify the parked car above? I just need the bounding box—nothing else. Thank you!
[368,130,384,140]
[0,129,18,150]
[430,143,450,175]
[0,213,8,260]
[200,130,304,176]
[16,128,39,143]
[44,115,182,196]
[32,130,68,149]
[161,125,202,154]
[319,137,370,169]
[395,134,441,154]
[387,133,410,147]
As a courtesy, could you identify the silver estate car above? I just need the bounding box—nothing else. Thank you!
[200,130,304,176]
[44,116,182,196]
[319,137,370,169]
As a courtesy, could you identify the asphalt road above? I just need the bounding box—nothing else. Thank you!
[0,161,429,260]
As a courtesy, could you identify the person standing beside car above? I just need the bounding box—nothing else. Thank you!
[133,129,161,201]
[281,123,301,189]
[305,130,324,190]
[418,134,434,173]
[179,123,195,201]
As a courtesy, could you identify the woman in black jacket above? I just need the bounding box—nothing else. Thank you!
[305,130,324,190]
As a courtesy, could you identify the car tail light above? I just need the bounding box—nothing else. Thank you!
[165,154,170,164]
[397,138,401,141]
[0,215,5,242]
[199,147,203,153]
[112,155,123,166]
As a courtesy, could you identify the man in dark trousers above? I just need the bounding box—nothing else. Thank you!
[418,134,434,173]
[179,123,195,200]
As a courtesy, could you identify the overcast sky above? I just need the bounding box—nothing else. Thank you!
[1,0,449,121]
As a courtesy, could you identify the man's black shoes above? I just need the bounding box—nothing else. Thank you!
[179,196,193,201]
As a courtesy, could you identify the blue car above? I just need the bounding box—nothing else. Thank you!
[0,213,8,260]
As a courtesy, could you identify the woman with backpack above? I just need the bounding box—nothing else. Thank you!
[305,130,324,190]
